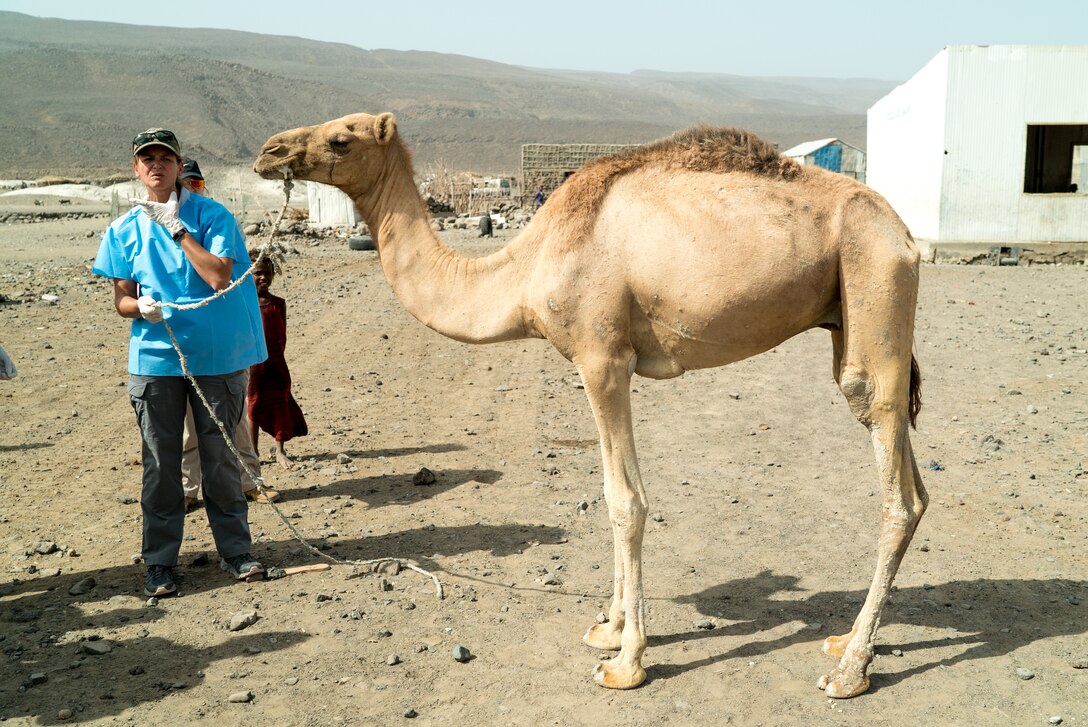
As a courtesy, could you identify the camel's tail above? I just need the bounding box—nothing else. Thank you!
[908,353,922,429]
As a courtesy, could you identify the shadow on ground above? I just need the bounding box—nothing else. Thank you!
[650,570,1086,692]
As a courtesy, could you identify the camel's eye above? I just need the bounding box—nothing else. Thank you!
[329,136,351,154]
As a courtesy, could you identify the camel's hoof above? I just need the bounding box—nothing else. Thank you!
[817,667,870,699]
[592,660,646,689]
[583,623,622,651]
[822,633,851,658]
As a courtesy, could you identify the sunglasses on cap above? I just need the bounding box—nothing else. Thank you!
[132,129,181,156]
[186,178,205,190]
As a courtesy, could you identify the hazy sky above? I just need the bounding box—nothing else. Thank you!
[1,0,1084,80]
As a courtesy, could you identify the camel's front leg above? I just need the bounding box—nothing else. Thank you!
[577,353,648,689]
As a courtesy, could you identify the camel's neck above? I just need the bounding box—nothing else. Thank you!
[347,145,532,344]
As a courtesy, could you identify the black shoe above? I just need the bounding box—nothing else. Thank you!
[220,553,265,581]
[144,565,177,597]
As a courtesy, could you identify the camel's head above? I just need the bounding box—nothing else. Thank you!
[254,112,399,190]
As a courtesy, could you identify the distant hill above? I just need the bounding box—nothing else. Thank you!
[0,11,898,180]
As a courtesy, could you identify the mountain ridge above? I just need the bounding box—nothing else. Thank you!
[0,11,896,179]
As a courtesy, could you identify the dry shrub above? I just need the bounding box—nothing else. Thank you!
[285,207,309,222]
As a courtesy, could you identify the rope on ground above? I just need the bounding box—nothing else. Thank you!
[154,176,444,600]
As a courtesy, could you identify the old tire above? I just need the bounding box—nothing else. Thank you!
[347,235,375,251]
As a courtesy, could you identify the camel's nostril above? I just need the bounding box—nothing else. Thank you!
[262,143,288,157]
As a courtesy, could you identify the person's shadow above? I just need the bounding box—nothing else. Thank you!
[0,517,567,722]
[2,618,308,724]
[649,570,1085,691]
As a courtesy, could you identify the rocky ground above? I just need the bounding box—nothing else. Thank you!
[0,196,1086,726]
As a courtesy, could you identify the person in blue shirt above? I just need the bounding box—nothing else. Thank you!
[93,128,269,597]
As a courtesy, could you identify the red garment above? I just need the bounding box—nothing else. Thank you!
[248,294,307,442]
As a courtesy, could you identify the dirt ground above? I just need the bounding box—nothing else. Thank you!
[0,196,1085,726]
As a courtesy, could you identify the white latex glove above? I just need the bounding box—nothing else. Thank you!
[137,295,163,323]
[132,191,186,237]
[0,343,16,380]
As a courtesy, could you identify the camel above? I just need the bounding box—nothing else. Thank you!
[254,113,927,697]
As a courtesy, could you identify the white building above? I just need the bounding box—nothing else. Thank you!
[306,181,360,227]
[782,138,866,183]
[867,45,1088,255]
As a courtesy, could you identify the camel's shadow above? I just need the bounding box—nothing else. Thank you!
[651,570,1086,691]
[283,467,503,507]
[299,442,466,463]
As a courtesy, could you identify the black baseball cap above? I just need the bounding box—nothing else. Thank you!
[180,159,204,181]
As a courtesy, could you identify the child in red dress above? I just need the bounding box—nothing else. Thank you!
[247,252,307,468]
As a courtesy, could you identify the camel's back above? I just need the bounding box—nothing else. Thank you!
[524,163,894,374]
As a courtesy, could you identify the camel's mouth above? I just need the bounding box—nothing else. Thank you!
[253,139,305,179]
[253,161,294,180]
[253,154,296,179]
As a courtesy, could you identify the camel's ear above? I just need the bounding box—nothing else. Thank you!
[373,113,397,146]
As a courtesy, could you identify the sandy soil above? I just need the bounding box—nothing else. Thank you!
[0,200,1085,726]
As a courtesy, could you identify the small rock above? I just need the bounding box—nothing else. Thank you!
[377,629,393,639]
[228,690,254,703]
[145,597,159,607]
[337,453,352,464]
[33,541,58,555]
[315,593,333,602]
[57,708,73,721]
[81,641,112,656]
[891,648,903,657]
[412,467,436,486]
[694,619,715,630]
[403,708,418,718]
[229,611,259,632]
[1072,658,1088,669]
[129,666,145,675]
[28,672,47,686]
[1026,405,1039,414]
[452,645,472,663]
[284,677,299,685]
[117,496,138,505]
[650,512,665,523]
[541,573,561,586]
[387,654,401,665]
[1014,667,1035,680]
[190,553,209,566]
[68,577,96,596]
[1048,717,1062,725]
[39,567,61,577]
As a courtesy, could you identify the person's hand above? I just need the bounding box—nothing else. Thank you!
[137,295,163,323]
[0,344,16,380]
[132,191,186,238]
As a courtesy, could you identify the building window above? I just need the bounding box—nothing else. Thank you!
[1023,124,1088,193]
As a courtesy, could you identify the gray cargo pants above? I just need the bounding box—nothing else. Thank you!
[128,371,252,566]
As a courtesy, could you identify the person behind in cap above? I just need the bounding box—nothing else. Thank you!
[92,129,269,597]
[179,158,206,196]
[175,158,279,510]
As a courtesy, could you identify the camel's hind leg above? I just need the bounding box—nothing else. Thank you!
[576,349,648,689]
[819,233,927,698]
